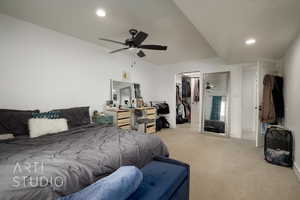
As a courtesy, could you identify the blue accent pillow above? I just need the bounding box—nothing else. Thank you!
[32,111,60,119]
[59,166,143,200]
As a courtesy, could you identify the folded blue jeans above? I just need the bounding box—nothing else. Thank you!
[59,166,143,200]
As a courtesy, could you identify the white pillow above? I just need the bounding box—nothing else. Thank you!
[29,118,68,138]
[0,134,15,140]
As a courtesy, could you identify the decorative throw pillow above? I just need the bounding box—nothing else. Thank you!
[32,111,61,119]
[51,107,90,128]
[28,118,68,138]
[0,109,40,136]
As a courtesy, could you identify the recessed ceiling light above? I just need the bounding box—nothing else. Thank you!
[96,9,106,17]
[245,38,256,45]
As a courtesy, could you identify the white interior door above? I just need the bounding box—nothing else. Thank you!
[256,60,280,147]
[242,66,257,140]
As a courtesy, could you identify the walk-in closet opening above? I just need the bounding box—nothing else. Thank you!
[176,72,201,131]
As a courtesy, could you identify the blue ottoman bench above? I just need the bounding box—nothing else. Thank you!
[128,156,190,200]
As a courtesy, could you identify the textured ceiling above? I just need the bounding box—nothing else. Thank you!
[173,0,300,64]
[0,0,216,65]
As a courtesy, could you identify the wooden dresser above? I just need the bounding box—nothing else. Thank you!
[143,107,157,134]
[105,109,132,130]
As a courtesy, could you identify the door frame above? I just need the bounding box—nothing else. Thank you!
[175,71,202,131]
[255,60,280,147]
[242,65,258,141]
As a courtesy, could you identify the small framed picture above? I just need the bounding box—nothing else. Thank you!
[122,71,130,81]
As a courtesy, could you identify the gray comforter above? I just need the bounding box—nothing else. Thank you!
[0,124,169,200]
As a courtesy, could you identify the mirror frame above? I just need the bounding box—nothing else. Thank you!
[110,79,141,108]
[201,71,230,137]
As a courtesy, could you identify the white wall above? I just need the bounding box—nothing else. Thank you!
[0,13,245,139]
[158,58,244,138]
[0,14,166,113]
[283,33,300,174]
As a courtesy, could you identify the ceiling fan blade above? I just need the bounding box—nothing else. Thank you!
[133,32,148,46]
[109,47,130,54]
[99,38,126,45]
[139,45,167,51]
[137,50,146,58]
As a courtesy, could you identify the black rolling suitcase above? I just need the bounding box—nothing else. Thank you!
[264,126,293,167]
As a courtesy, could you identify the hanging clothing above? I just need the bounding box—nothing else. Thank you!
[182,101,191,121]
[193,78,200,102]
[261,75,285,123]
[182,78,191,98]
[273,76,284,119]
[176,85,181,105]
[261,75,276,123]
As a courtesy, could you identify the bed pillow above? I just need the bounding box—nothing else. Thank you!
[0,134,15,140]
[51,107,90,128]
[32,111,61,119]
[28,118,68,138]
[0,109,40,136]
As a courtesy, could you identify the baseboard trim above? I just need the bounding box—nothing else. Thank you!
[294,162,300,183]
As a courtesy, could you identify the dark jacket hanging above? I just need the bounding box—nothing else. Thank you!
[261,75,285,123]
[272,76,284,119]
[182,78,191,98]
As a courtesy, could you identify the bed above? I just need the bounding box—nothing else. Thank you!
[204,120,225,133]
[0,124,169,200]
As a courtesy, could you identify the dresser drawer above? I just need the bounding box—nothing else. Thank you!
[120,125,131,130]
[147,122,156,127]
[118,118,131,126]
[146,126,156,134]
[148,114,156,120]
[146,108,156,115]
[118,111,131,119]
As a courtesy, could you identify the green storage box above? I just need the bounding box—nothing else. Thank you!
[93,115,113,126]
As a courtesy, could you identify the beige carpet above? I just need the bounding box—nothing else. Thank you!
[158,124,300,200]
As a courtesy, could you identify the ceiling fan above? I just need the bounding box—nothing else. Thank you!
[99,29,168,58]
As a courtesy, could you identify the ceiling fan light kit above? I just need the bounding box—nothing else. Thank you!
[99,29,168,58]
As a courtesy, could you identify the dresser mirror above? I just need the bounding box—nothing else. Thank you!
[110,80,141,108]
